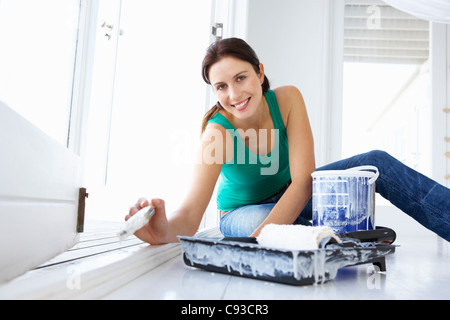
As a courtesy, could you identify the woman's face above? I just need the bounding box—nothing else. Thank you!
[208,56,265,120]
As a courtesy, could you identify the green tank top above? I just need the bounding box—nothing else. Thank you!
[207,90,291,211]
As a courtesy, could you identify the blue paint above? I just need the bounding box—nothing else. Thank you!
[312,166,379,234]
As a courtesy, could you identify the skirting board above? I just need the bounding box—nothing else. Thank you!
[0,222,221,300]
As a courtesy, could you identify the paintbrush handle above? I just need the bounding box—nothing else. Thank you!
[118,206,155,240]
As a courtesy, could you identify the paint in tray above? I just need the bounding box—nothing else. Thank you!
[178,235,395,286]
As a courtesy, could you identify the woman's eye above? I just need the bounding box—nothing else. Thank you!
[217,84,226,91]
[237,76,246,82]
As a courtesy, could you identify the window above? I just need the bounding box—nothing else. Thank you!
[0,0,82,146]
[342,1,431,181]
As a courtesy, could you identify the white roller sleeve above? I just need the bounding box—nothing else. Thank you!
[257,224,341,250]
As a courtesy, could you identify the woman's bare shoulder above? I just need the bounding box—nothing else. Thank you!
[273,85,304,104]
[202,120,233,164]
[273,86,306,126]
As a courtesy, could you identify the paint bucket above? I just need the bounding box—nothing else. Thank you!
[311,166,379,234]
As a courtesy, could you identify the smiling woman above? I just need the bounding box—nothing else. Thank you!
[209,57,265,119]
[125,37,316,243]
[124,36,450,246]
[201,38,271,133]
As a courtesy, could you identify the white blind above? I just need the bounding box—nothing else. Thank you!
[344,0,429,64]
[383,0,450,25]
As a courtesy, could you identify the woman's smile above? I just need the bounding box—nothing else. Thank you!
[232,98,251,111]
[208,56,265,121]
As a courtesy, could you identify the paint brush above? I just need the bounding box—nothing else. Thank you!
[117,205,155,240]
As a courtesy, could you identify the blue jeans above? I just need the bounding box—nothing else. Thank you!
[219,150,450,241]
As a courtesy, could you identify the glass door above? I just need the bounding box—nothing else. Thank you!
[85,0,213,223]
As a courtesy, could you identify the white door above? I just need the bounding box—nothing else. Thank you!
[0,0,97,283]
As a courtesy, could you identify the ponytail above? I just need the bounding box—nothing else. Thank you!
[201,103,222,134]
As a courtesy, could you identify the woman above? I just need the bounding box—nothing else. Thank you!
[125,38,450,243]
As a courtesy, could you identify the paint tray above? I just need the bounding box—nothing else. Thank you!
[178,230,396,286]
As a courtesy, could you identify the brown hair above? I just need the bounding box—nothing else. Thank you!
[201,38,270,133]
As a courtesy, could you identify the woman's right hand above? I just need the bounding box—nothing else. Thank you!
[126,197,169,244]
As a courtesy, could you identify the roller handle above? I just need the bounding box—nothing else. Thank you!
[338,226,396,244]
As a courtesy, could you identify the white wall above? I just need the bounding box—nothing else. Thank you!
[241,0,343,167]
[430,23,450,187]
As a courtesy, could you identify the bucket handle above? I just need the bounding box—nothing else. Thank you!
[344,165,379,185]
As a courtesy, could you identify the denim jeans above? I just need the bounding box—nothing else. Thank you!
[219,150,450,241]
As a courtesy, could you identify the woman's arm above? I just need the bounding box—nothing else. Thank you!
[250,86,315,236]
[126,123,225,244]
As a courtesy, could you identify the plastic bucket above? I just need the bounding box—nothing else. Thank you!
[311,166,379,234]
